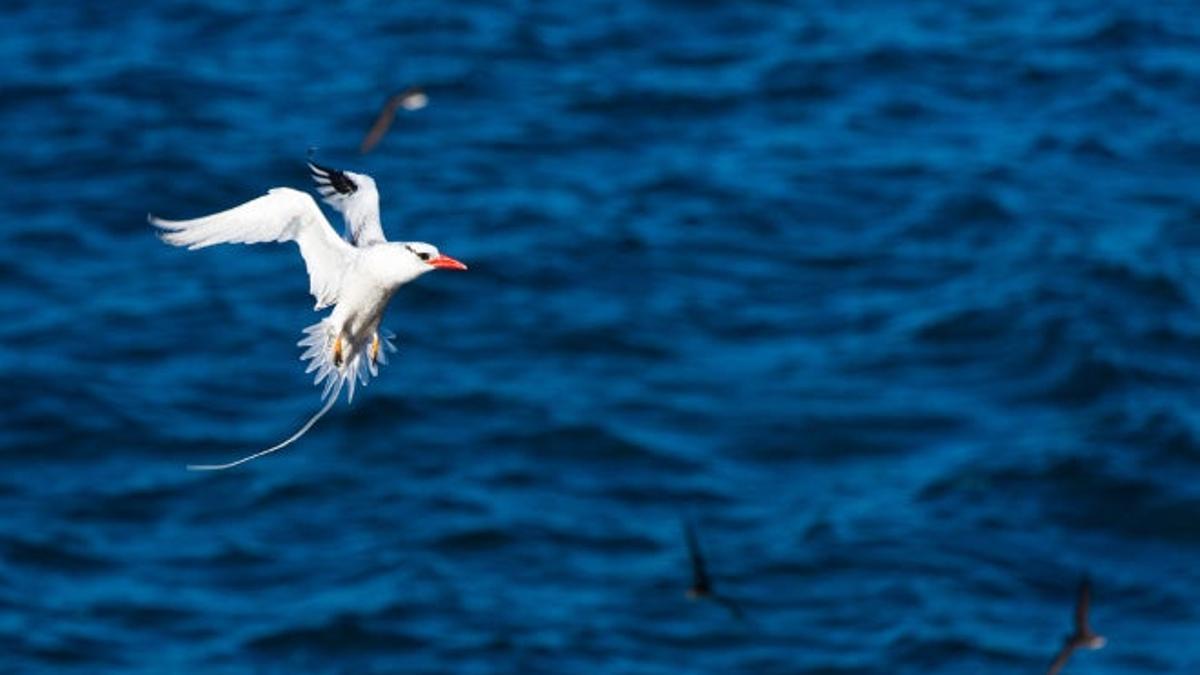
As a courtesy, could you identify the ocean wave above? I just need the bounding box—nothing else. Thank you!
[429,526,512,553]
[1058,13,1184,50]
[1097,407,1200,463]
[912,305,1016,346]
[2,536,113,575]
[885,632,1029,670]
[927,191,1016,227]
[246,613,423,654]
[758,59,841,102]
[567,87,746,118]
[247,473,362,509]
[486,421,696,470]
[62,483,185,524]
[919,455,1200,544]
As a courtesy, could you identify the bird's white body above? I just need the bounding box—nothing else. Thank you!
[325,244,430,359]
[331,246,402,345]
[151,162,466,469]
[299,240,428,402]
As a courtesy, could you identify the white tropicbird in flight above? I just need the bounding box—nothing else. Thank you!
[151,161,467,470]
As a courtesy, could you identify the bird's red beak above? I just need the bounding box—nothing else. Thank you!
[429,254,467,270]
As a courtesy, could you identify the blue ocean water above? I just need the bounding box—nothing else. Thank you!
[3,0,1200,672]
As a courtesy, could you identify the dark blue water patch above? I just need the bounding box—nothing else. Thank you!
[1057,134,1125,162]
[375,12,475,37]
[244,612,426,657]
[2,536,114,576]
[1081,257,1190,308]
[0,81,77,114]
[1141,135,1200,169]
[918,454,1200,544]
[1058,12,1189,50]
[484,421,700,473]
[581,479,740,512]
[1096,406,1200,465]
[60,483,186,525]
[653,44,755,69]
[758,58,842,105]
[1031,350,1134,407]
[885,632,1029,673]
[734,408,971,465]
[86,600,197,632]
[94,63,255,109]
[542,324,674,360]
[911,304,1017,346]
[567,87,752,121]
[872,95,943,123]
[927,189,1017,227]
[428,525,513,555]
[24,636,129,671]
[243,473,363,510]
[183,540,275,568]
[338,390,554,447]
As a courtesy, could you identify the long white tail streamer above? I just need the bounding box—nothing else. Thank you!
[186,392,340,471]
[184,320,397,471]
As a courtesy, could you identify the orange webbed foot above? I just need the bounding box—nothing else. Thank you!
[332,335,344,368]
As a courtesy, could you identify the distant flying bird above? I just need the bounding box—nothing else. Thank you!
[1046,577,1107,675]
[682,518,748,621]
[150,160,466,470]
[360,87,428,154]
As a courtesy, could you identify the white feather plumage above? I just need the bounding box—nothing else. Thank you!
[151,188,355,310]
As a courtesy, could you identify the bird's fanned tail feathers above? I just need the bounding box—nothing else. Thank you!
[185,319,397,471]
[297,319,397,405]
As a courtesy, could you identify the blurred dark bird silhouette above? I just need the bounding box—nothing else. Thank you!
[682,518,748,621]
[1046,576,1107,675]
[360,87,428,154]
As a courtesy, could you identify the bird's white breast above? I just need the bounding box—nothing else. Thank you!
[329,244,425,342]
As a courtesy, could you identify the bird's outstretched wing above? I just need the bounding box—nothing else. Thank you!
[308,162,387,247]
[683,518,711,591]
[1075,578,1092,635]
[1046,644,1074,675]
[150,187,355,310]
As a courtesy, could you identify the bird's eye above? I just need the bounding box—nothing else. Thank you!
[405,245,432,262]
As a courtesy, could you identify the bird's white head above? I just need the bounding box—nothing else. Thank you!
[373,241,467,288]
[403,242,467,273]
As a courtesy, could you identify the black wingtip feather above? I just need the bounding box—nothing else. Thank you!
[308,161,358,195]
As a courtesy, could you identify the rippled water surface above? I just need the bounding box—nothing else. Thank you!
[3,1,1200,672]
